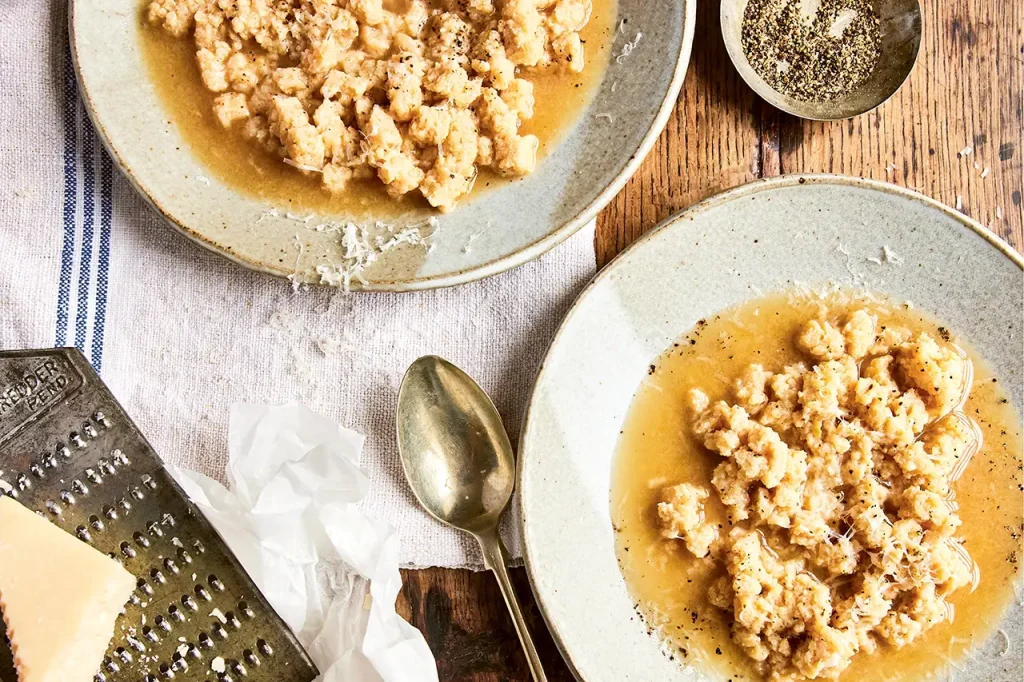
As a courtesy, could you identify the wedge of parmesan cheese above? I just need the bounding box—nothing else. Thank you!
[0,497,136,682]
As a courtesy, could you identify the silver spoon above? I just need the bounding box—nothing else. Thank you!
[396,355,548,682]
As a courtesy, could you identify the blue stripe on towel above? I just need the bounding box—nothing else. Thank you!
[56,46,78,347]
[91,152,113,371]
[75,100,96,355]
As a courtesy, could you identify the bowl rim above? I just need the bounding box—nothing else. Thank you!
[719,0,924,121]
[517,173,1022,681]
[69,0,698,292]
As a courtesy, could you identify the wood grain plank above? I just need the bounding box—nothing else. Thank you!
[397,567,575,682]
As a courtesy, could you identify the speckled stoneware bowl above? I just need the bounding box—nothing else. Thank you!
[519,175,1023,681]
[721,0,922,120]
[69,0,695,291]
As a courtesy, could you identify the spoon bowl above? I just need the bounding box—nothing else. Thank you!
[396,355,515,534]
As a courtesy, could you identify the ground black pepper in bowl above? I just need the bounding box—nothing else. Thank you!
[742,0,881,102]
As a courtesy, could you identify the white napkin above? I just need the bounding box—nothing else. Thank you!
[168,402,438,682]
[0,3,597,569]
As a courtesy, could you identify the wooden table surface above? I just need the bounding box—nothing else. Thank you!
[396,1,1024,679]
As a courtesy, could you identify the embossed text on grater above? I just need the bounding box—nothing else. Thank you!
[0,349,319,682]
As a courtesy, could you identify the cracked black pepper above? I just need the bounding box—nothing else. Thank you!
[742,0,881,102]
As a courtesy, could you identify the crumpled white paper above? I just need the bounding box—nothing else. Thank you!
[167,402,439,682]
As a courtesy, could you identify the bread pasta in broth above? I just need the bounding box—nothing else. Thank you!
[663,310,978,680]
[612,291,1023,682]
[147,0,594,212]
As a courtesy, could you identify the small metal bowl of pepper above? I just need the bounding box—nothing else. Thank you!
[721,0,922,120]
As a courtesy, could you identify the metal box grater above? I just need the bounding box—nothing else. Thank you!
[0,349,319,682]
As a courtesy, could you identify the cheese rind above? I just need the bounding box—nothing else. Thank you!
[0,497,136,682]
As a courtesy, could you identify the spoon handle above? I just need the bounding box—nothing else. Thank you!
[477,528,549,682]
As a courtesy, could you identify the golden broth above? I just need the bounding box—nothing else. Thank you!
[611,290,1024,682]
[138,0,617,218]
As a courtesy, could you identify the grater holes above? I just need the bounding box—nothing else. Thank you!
[16,473,30,490]
[209,575,225,592]
[45,499,61,516]
[159,662,174,678]
[112,448,130,466]
[198,632,213,648]
[243,649,260,667]
[29,463,44,479]
[95,674,107,682]
[102,504,118,520]
[70,431,86,448]
[195,584,212,601]
[114,647,133,664]
[125,632,146,652]
[193,538,206,554]
[171,655,189,673]
[138,578,154,596]
[71,478,89,495]
[224,611,241,629]
[155,614,171,632]
[76,525,92,542]
[181,594,199,611]
[118,496,132,514]
[130,485,145,500]
[150,568,166,584]
[256,639,272,656]
[134,531,151,548]
[144,675,158,682]
[93,410,111,428]
[164,557,180,575]
[211,621,228,640]
[83,421,99,439]
[168,603,186,621]
[98,458,116,476]
[59,489,76,505]
[148,520,164,537]
[120,541,137,559]
[142,473,158,490]
[103,657,119,673]
[230,659,248,676]
[142,625,159,642]
[128,592,141,606]
[89,514,104,532]
[86,467,103,485]
[177,547,193,564]
[55,442,71,460]
[43,453,58,469]
[238,601,254,619]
